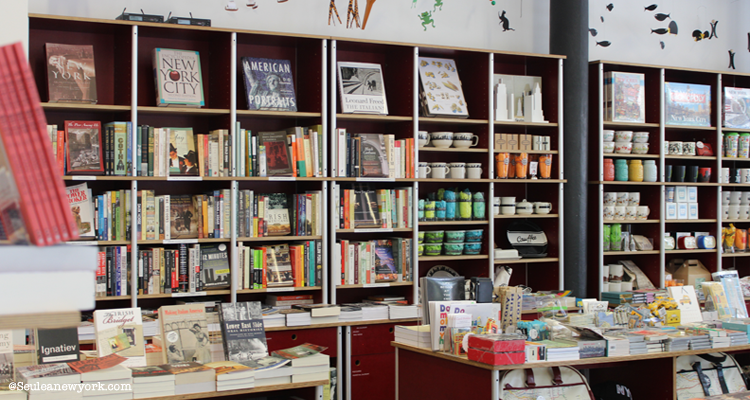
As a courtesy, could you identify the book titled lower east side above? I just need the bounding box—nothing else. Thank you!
[241,57,297,112]
[337,61,388,115]
[218,301,269,362]
[153,48,205,108]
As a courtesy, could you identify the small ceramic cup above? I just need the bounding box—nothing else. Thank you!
[615,142,633,154]
[603,142,615,153]
[453,132,479,148]
[430,131,453,148]
[603,130,615,142]
[628,192,640,206]
[632,142,649,154]
[614,206,627,220]
[418,131,430,147]
[669,141,684,156]
[603,206,614,221]
[625,206,638,221]
[636,206,650,220]
[633,131,649,143]
[616,192,630,206]
[534,202,552,214]
[466,163,482,179]
[449,162,466,179]
[429,162,450,179]
[418,162,432,179]
[683,142,697,156]
[615,130,633,142]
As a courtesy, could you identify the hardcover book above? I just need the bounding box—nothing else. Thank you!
[45,43,97,103]
[65,182,94,238]
[201,244,231,290]
[257,131,293,176]
[418,57,468,118]
[170,194,199,239]
[34,328,79,364]
[16,363,80,384]
[168,128,198,175]
[724,86,750,129]
[266,244,294,287]
[0,330,12,385]
[93,307,146,367]
[337,61,388,114]
[665,82,712,127]
[353,190,381,228]
[359,134,389,177]
[241,57,297,112]
[65,120,103,174]
[218,301,269,362]
[153,48,205,108]
[604,71,645,123]
[158,304,211,364]
[263,193,291,236]
[374,239,398,282]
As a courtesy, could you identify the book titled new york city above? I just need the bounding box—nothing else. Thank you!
[664,82,712,127]
[218,301,269,362]
[241,57,297,111]
[153,48,205,108]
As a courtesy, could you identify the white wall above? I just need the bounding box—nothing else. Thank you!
[28,0,550,54]
[589,0,750,73]
[1,0,28,55]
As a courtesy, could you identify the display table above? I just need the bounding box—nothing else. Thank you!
[393,342,750,400]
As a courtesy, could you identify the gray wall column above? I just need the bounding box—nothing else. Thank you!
[550,1,588,298]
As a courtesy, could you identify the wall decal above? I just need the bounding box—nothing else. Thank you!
[651,28,668,35]
[419,11,435,31]
[654,13,670,21]
[710,20,719,39]
[601,16,604,22]
[329,0,342,25]
[412,0,418,8]
[692,20,717,41]
[693,30,709,41]
[644,4,658,11]
[668,20,678,34]
[607,3,614,12]
[433,0,443,12]
[499,10,515,32]
[660,41,665,49]
[362,0,376,29]
[729,49,736,69]
[589,28,599,37]
[226,0,239,11]
[596,40,612,47]
[347,0,361,29]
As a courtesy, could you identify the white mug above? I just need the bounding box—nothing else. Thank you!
[628,192,640,206]
[616,192,629,206]
[609,264,624,282]
[740,205,750,220]
[742,191,750,205]
[429,162,450,179]
[728,205,741,220]
[722,204,730,220]
[636,206,650,220]
[603,192,616,206]
[466,163,483,179]
[500,204,516,215]
[430,132,453,148]
[453,132,479,148]
[614,206,627,221]
[449,162,466,179]
[625,206,638,221]
[603,265,610,283]
[418,131,430,147]
[608,282,622,292]
[501,196,516,206]
[722,167,731,184]
[418,162,432,179]
[620,281,634,291]
[730,191,742,205]
[742,169,750,184]
[534,202,552,214]
[722,191,731,205]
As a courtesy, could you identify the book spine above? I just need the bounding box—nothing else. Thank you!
[126,122,133,175]
[179,243,188,292]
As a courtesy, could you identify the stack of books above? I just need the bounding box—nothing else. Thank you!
[394,325,431,349]
[345,303,389,321]
[78,364,133,400]
[539,340,579,362]
[130,366,175,399]
[289,353,330,384]
[266,294,314,308]
[16,363,81,400]
[727,330,748,346]
[689,334,712,350]
[261,307,286,328]
[338,305,364,323]
[604,335,629,357]
[711,335,732,349]
[601,291,638,306]
[162,362,216,395]
[282,310,311,327]
[665,335,691,352]
[241,356,292,387]
[205,361,255,391]
[292,304,340,325]
[388,304,420,320]
[626,335,647,355]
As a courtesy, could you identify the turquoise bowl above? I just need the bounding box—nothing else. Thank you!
[424,230,445,243]
[465,229,484,242]
[444,242,465,255]
[463,242,482,255]
[424,243,442,256]
[444,230,466,243]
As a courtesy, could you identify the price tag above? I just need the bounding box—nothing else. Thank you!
[356,177,395,182]
[72,176,97,181]
[266,287,291,292]
[363,283,390,288]
[268,176,296,181]
[167,176,203,181]
[171,291,208,298]
[354,228,393,233]
[163,239,199,244]
[66,241,99,246]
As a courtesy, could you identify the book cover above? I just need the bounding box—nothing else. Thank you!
[158,304,211,364]
[374,239,397,282]
[239,355,290,371]
[667,285,703,324]
[353,190,381,228]
[337,61,388,114]
[65,120,103,174]
[67,353,126,374]
[0,331,11,385]
[266,244,294,287]
[418,57,468,117]
[271,343,327,359]
[34,328,79,364]
[45,43,97,103]
[359,134,389,177]
[65,183,94,238]
[168,128,198,175]
[170,194,199,239]
[16,363,78,380]
[263,193,291,236]
[609,71,645,123]
[201,244,230,290]
[218,301,269,362]
[93,307,146,367]
[130,365,172,379]
[257,131,293,176]
[724,86,750,129]
[241,57,297,112]
[665,82,712,126]
[153,48,205,108]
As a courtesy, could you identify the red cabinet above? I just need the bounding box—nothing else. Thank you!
[266,327,338,357]
[350,323,397,355]
[350,353,396,400]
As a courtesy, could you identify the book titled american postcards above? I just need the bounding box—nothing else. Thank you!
[665,82,712,127]
[218,301,269,362]
[93,307,146,367]
[241,57,297,112]
[201,244,230,290]
[337,61,388,114]
[45,43,97,103]
[153,48,205,107]
[170,194,199,239]
[65,182,95,238]
[35,328,80,364]
[65,120,103,174]
[158,304,211,364]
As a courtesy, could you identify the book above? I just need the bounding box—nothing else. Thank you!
[170,194,199,239]
[241,57,297,112]
[257,131,293,176]
[664,82,712,126]
[353,190,381,228]
[263,193,291,236]
[201,244,230,290]
[168,127,198,175]
[93,307,146,367]
[337,61,388,114]
[67,354,127,375]
[667,285,703,324]
[266,244,294,287]
[218,301,269,362]
[153,48,205,107]
[724,86,750,128]
[358,134,389,177]
[418,57,468,117]
[204,360,254,380]
[34,328,79,364]
[373,239,398,282]
[65,120,103,174]
[604,71,645,123]
[272,343,327,363]
[0,331,11,385]
[158,304,211,364]
[45,43,97,103]
[65,183,94,238]
[130,365,174,382]
[160,362,215,385]
[16,363,80,385]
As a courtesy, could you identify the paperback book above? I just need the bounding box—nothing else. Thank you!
[93,307,146,367]
[241,57,297,111]
[65,182,94,238]
[153,48,205,108]
[218,301,269,362]
[168,127,198,176]
[0,331,11,385]
[337,61,388,114]
[266,244,294,287]
[604,71,645,123]
[170,194,199,239]
[418,57,468,118]
[45,43,97,103]
[34,328,79,364]
[724,86,750,129]
[665,82,712,127]
[65,120,103,174]
[158,304,211,364]
[358,134,389,177]
[262,193,291,236]
[257,131,293,176]
[201,244,231,290]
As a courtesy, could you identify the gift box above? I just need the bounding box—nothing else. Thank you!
[495,133,508,150]
[467,347,525,365]
[467,334,526,352]
[506,134,519,151]
[519,134,533,151]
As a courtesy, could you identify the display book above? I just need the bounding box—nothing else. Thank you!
[603,71,645,123]
[240,57,297,112]
[664,81,712,127]
[332,130,415,179]
[44,43,97,104]
[337,61,388,114]
[724,86,750,129]
[418,57,469,118]
[153,48,205,108]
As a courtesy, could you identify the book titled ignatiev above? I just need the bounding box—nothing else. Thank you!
[35,328,79,364]
[45,43,97,103]
[241,57,297,111]
[218,301,269,362]
[153,48,205,108]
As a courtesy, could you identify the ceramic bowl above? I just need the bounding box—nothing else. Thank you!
[615,141,632,154]
[424,243,442,256]
[633,131,649,143]
[603,141,615,153]
[418,244,424,256]
[465,229,484,242]
[443,242,465,256]
[424,230,445,243]
[632,142,649,154]
[603,130,615,142]
[445,230,466,243]
[418,231,424,244]
[463,242,482,255]
[615,130,633,142]
[430,132,453,148]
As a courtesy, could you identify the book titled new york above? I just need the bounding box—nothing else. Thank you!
[153,48,205,108]
[65,182,95,238]
[241,57,297,111]
[35,327,79,364]
[93,307,146,367]
[337,61,388,114]
[665,82,712,127]
[158,304,211,364]
[218,301,269,362]
[65,120,103,174]
[45,43,97,103]
[201,244,230,290]
[170,194,199,239]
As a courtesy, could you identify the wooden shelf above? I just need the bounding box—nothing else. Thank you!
[416,178,490,183]
[494,214,559,219]
[666,249,717,254]
[664,182,718,186]
[523,306,580,314]
[722,128,750,133]
[420,147,489,153]
[418,255,488,261]
[128,381,328,400]
[42,102,131,112]
[418,117,489,125]
[604,219,660,224]
[603,153,659,158]
[137,106,230,116]
[336,113,412,122]
[96,296,132,301]
[494,149,560,155]
[238,236,323,242]
[720,183,750,187]
[723,252,750,258]
[235,110,322,119]
[138,290,231,299]
[595,181,663,185]
[665,155,718,161]
[237,286,322,294]
[493,121,558,127]
[419,220,489,225]
[138,238,231,245]
[665,219,718,223]
[336,228,413,233]
[233,177,328,181]
[0,312,81,329]
[494,257,559,264]
[493,179,566,183]
[603,121,660,128]
[66,240,131,246]
[723,220,750,224]
[337,282,414,289]
[265,318,422,332]
[333,177,415,182]
[665,124,717,131]
[721,157,750,163]
[603,250,660,255]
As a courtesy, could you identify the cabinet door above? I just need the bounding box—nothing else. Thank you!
[350,353,395,400]
[266,327,338,357]
[350,323,398,356]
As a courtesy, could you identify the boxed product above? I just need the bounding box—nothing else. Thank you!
[677,203,688,220]
[495,133,507,150]
[467,347,525,365]
[518,134,533,151]
[688,203,699,220]
[687,186,698,202]
[666,203,677,220]
[467,333,526,365]
[672,259,712,287]
[675,186,688,203]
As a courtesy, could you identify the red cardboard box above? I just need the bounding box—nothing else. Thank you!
[468,347,525,365]
[467,334,525,352]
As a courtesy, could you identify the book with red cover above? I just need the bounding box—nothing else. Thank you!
[68,354,126,374]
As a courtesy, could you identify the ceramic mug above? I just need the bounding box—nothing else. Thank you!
[603,130,615,142]
[636,206,650,220]
[729,205,741,220]
[430,131,453,148]
[633,131,649,143]
[632,142,649,154]
[625,206,638,221]
[614,206,627,221]
[466,163,482,179]
[534,202,552,214]
[615,142,632,154]
[418,162,432,179]
[742,169,750,184]
[722,204,729,220]
[669,141,684,155]
[453,132,479,148]
[604,192,617,206]
[603,141,615,153]
[500,204,516,215]
[418,131,430,147]
[628,192,640,206]
[603,206,614,221]
[615,130,633,142]
[740,205,750,220]
[743,192,750,205]
[449,162,466,179]
[429,162,451,179]
[730,191,742,205]
[722,167,731,184]
[683,142,696,156]
[721,191,731,205]
[500,196,516,205]
[616,192,629,206]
